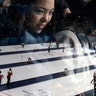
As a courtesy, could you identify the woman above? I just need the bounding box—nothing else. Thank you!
[0,0,55,45]
[22,0,55,44]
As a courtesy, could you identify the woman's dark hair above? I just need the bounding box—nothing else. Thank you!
[14,0,39,4]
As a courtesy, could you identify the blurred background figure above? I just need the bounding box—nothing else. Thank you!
[2,0,11,7]
[0,71,4,85]
[43,0,71,35]
[7,68,13,88]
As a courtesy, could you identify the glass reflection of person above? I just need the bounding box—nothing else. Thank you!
[0,0,55,45]
[21,0,55,44]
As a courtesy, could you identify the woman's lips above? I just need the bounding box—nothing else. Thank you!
[39,24,46,29]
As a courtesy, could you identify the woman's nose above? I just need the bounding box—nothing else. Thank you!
[41,13,50,22]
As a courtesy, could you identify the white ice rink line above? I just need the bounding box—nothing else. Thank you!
[0,70,94,96]
[0,48,79,64]
[0,43,89,54]
[0,44,48,52]
[0,43,57,53]
[0,46,94,65]
[0,51,95,69]
[0,44,95,96]
[1,54,96,85]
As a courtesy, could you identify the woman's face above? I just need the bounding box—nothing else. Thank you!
[26,0,54,33]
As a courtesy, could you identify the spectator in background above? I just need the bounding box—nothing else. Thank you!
[0,71,4,85]
[21,43,25,48]
[66,0,86,13]
[85,0,96,22]
[0,0,12,43]
[43,0,71,38]
[2,0,11,7]
[85,0,96,10]
[7,68,13,88]
[48,42,51,53]
[55,0,71,18]
[66,0,91,20]
[49,0,71,32]
[91,75,96,95]
[66,0,96,22]
[76,93,85,96]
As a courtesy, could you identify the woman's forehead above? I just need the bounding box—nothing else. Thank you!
[31,0,54,8]
[32,0,54,4]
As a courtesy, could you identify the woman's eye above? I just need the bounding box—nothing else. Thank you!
[34,8,44,14]
[37,10,44,13]
[49,11,54,15]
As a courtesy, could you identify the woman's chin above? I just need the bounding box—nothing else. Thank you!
[35,29,42,34]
